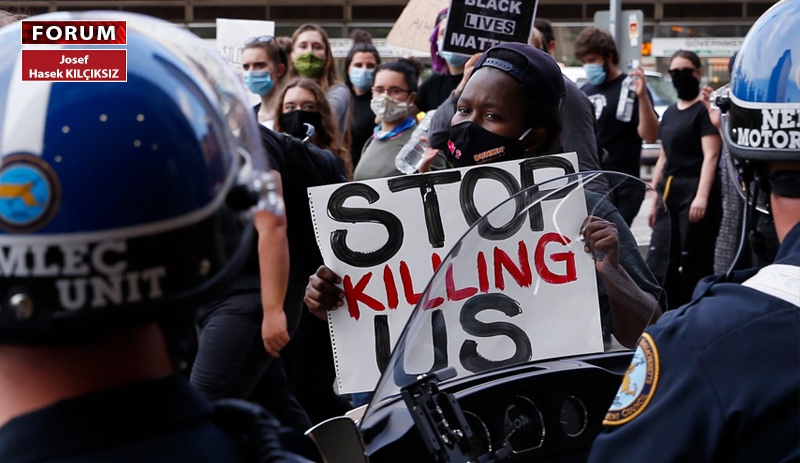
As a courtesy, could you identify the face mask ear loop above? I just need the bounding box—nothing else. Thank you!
[518,127,533,141]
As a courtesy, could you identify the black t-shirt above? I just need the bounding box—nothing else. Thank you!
[416,72,463,113]
[350,91,375,167]
[232,124,345,292]
[658,101,718,177]
[581,73,656,177]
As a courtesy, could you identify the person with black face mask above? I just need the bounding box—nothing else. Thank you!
[645,50,722,309]
[305,43,666,350]
[274,77,352,178]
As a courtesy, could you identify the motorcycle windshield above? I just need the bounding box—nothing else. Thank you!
[366,171,668,411]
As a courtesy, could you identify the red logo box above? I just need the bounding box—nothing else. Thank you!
[21,20,126,45]
[22,49,127,82]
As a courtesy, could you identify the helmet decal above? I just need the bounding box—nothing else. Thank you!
[0,154,60,233]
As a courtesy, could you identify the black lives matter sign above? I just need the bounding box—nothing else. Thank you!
[443,0,538,55]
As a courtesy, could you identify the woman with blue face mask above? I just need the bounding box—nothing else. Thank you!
[242,35,288,129]
[344,41,381,166]
[415,8,468,113]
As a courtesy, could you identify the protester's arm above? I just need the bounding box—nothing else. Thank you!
[304,265,345,320]
[649,147,667,228]
[701,86,722,132]
[327,84,351,139]
[427,53,481,151]
[582,216,662,348]
[427,93,457,151]
[561,79,602,172]
[630,67,659,143]
[255,171,290,357]
[690,133,721,222]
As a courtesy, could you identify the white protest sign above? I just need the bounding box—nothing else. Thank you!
[442,0,539,55]
[308,154,602,393]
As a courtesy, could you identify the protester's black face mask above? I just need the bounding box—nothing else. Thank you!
[669,68,700,101]
[447,121,531,167]
[279,110,323,140]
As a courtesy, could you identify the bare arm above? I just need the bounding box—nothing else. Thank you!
[582,216,662,348]
[255,171,290,357]
[689,133,721,222]
[649,147,667,228]
[630,67,659,143]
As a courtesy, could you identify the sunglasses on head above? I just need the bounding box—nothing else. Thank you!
[245,35,274,47]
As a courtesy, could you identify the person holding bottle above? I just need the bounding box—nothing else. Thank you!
[415,8,468,113]
[353,59,446,180]
[646,50,722,308]
[344,41,381,166]
[242,35,289,129]
[575,26,659,226]
[290,24,351,144]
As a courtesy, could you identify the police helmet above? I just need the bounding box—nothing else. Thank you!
[0,12,282,343]
[722,0,800,165]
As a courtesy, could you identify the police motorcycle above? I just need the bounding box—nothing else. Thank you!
[307,170,669,463]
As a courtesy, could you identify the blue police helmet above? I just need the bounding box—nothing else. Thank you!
[723,0,800,164]
[0,11,282,343]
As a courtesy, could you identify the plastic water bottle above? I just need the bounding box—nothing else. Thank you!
[616,75,635,122]
[395,110,436,174]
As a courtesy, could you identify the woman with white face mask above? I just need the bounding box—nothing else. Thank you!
[241,35,288,129]
[416,8,469,113]
[353,59,448,180]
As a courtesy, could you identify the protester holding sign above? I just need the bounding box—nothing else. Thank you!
[416,8,467,113]
[306,43,664,358]
[290,24,351,144]
[425,25,607,195]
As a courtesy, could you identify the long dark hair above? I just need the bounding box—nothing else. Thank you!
[670,49,702,70]
[344,42,381,92]
[375,58,420,95]
[274,77,353,179]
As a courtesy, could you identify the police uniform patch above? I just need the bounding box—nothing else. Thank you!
[603,332,660,426]
[0,154,61,233]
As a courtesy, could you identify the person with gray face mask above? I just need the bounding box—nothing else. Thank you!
[353,59,447,181]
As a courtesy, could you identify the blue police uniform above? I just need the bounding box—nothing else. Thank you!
[588,222,800,462]
[0,376,249,462]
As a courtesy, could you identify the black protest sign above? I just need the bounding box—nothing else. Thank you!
[442,0,539,55]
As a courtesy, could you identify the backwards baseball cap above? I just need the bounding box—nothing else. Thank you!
[473,42,565,116]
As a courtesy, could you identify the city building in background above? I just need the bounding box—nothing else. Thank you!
[7,0,775,86]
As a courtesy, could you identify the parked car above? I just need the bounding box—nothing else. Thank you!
[561,66,678,178]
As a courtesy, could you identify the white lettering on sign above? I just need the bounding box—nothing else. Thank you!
[464,0,522,14]
[464,13,516,35]
[451,32,503,50]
